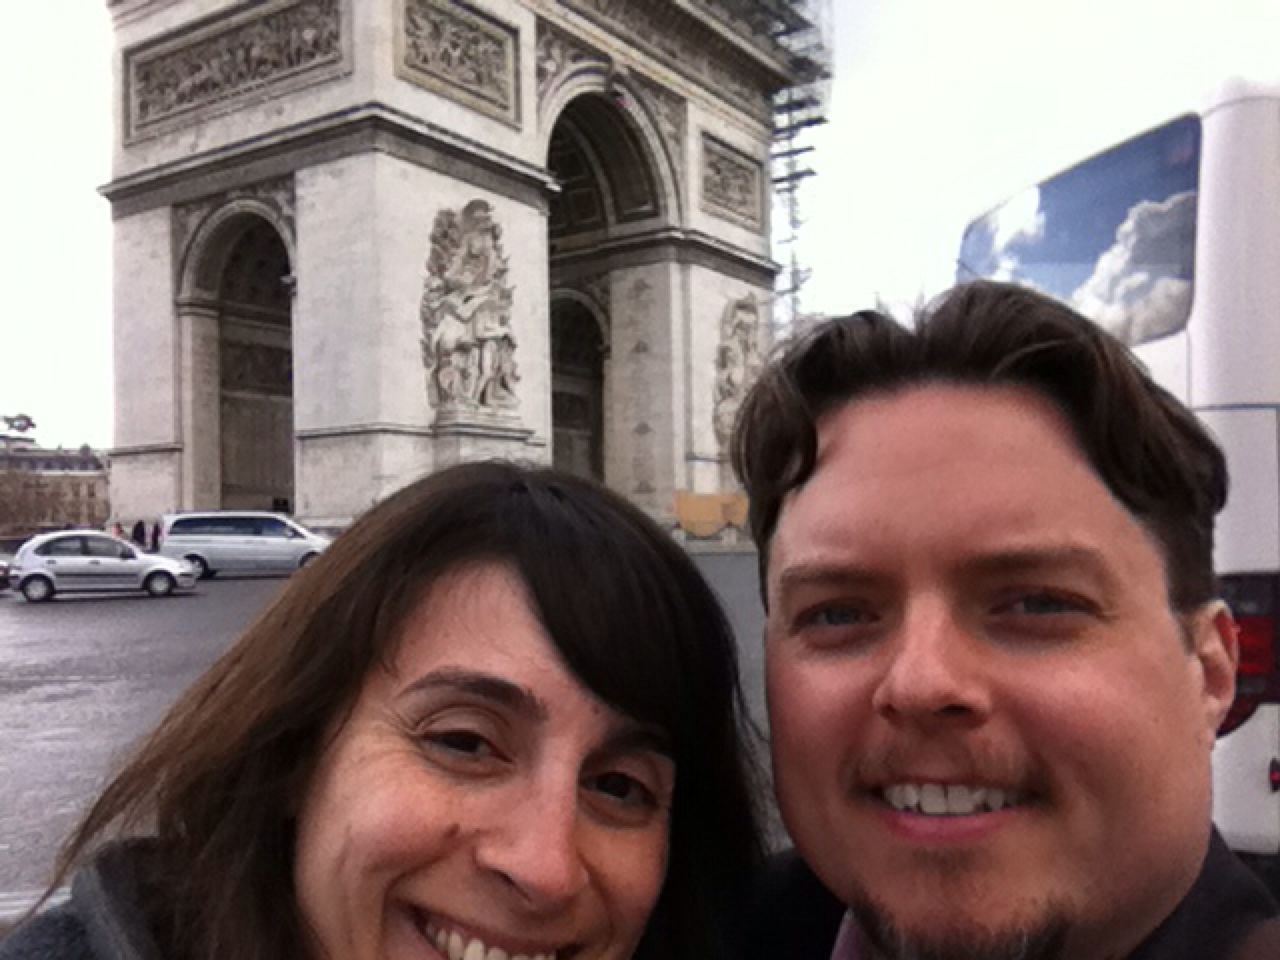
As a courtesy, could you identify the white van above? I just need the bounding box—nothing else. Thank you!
[159,511,330,579]
[957,78,1280,871]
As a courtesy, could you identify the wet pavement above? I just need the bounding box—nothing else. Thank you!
[0,577,287,919]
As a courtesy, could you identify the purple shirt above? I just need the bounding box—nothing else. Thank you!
[830,911,861,960]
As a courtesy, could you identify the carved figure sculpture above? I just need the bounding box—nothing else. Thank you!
[712,296,762,449]
[420,199,519,415]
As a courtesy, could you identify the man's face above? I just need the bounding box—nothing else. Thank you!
[765,384,1236,960]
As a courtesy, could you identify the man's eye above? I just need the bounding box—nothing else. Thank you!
[798,604,874,628]
[1001,592,1087,616]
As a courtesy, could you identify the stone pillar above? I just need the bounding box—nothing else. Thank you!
[176,300,221,509]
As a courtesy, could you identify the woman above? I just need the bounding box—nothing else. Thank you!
[2,462,763,960]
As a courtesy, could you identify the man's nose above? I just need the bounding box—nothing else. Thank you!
[474,774,589,909]
[870,600,991,724]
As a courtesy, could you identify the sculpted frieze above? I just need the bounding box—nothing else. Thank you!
[420,200,522,420]
[400,0,520,127]
[559,0,770,122]
[535,19,608,112]
[125,0,344,141]
[701,133,763,229]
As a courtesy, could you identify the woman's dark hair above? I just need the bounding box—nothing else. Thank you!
[733,280,1228,611]
[41,461,763,960]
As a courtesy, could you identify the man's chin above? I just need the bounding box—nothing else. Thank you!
[850,895,1070,960]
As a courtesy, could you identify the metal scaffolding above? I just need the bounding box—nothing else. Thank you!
[766,0,832,339]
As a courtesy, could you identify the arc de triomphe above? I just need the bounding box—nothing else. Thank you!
[105,0,801,528]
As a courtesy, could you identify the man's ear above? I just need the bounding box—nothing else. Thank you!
[1191,600,1239,738]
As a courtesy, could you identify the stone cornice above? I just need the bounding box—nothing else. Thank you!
[551,226,778,287]
[669,0,798,82]
[101,102,559,218]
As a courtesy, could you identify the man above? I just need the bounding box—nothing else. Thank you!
[732,281,1279,959]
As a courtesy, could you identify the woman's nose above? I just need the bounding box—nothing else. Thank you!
[473,775,589,908]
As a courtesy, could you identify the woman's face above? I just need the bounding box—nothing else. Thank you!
[294,563,676,960]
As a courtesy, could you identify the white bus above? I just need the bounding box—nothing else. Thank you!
[958,78,1280,872]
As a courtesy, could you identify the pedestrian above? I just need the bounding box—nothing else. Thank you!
[1,461,762,960]
[731,281,1279,959]
[148,521,161,553]
[128,520,146,549]
[110,522,124,541]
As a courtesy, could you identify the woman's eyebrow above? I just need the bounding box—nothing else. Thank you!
[599,724,673,760]
[399,668,548,722]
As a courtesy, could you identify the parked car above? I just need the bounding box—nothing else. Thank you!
[9,531,197,603]
[0,554,11,592]
[158,511,330,579]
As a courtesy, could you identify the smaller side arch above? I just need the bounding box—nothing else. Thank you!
[178,198,296,304]
[549,287,610,346]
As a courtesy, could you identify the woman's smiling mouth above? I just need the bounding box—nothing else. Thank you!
[414,909,571,960]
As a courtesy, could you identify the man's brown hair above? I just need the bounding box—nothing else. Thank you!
[732,280,1228,611]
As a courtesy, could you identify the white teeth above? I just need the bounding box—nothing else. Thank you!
[881,783,1022,815]
[919,784,946,814]
[423,924,550,960]
[946,785,976,815]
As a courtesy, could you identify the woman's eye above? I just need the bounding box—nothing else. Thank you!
[424,729,495,759]
[588,771,657,809]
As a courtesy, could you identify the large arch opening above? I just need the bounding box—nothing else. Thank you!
[545,93,665,482]
[550,296,605,480]
[215,217,294,510]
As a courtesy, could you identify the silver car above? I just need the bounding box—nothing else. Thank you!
[158,511,330,579]
[10,531,197,603]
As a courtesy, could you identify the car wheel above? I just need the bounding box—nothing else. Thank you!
[144,572,175,598]
[186,555,211,580]
[21,576,54,603]
[299,552,319,569]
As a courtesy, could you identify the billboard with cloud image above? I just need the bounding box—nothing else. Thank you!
[958,115,1200,346]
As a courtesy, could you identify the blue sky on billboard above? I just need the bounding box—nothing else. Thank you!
[3,0,1279,449]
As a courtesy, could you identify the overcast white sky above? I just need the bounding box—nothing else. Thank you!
[2,0,1278,450]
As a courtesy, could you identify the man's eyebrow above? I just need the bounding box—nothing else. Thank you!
[772,562,885,595]
[772,546,1114,593]
[399,668,548,722]
[962,545,1114,580]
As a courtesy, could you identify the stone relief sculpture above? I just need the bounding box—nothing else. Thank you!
[702,134,764,229]
[420,200,520,418]
[401,0,519,125]
[559,0,769,121]
[126,0,343,139]
[713,295,763,450]
[535,19,607,112]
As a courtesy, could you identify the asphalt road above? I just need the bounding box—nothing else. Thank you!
[0,549,769,923]
[0,576,289,919]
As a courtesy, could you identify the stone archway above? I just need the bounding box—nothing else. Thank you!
[545,91,668,488]
[177,203,295,511]
[216,219,294,510]
[550,294,606,480]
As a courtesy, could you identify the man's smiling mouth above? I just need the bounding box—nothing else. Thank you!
[877,783,1030,815]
